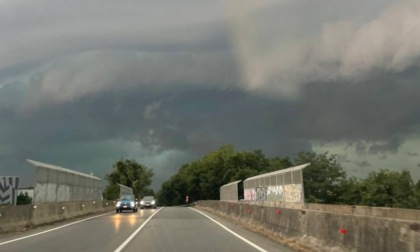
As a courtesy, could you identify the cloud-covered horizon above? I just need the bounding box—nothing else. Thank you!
[1,0,420,190]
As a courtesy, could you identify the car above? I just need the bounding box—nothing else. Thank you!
[116,194,138,213]
[140,196,156,209]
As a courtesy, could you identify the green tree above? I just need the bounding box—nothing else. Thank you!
[17,192,32,205]
[102,183,119,201]
[157,172,188,206]
[103,159,154,200]
[156,144,420,209]
[338,177,362,205]
[358,169,418,208]
[194,146,271,200]
[225,149,270,181]
[267,156,293,172]
[415,180,420,208]
[294,152,346,204]
[156,145,274,205]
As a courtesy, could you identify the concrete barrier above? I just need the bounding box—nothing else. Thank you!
[305,203,420,221]
[0,205,32,233]
[196,201,420,252]
[0,201,115,233]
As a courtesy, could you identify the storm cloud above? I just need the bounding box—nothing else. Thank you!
[1,0,420,189]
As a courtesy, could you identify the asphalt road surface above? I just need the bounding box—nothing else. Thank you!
[0,207,296,252]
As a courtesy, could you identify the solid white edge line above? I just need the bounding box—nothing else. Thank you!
[0,211,114,246]
[114,207,164,252]
[190,207,269,252]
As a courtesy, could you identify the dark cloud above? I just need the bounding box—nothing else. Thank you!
[353,161,371,168]
[336,155,351,164]
[3,65,420,187]
[295,68,420,143]
[2,0,420,188]
[4,66,420,188]
[407,151,419,157]
[369,138,402,155]
[0,0,230,71]
[229,0,417,97]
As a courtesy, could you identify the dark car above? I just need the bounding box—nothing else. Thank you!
[140,196,156,209]
[116,194,138,213]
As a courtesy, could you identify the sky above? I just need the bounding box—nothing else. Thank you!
[1,0,420,190]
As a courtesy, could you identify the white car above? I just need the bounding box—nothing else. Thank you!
[140,196,156,209]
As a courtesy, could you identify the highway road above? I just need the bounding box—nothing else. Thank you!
[0,207,295,252]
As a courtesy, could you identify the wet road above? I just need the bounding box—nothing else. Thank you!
[0,207,295,252]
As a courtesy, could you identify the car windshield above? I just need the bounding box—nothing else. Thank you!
[120,195,134,201]
[143,196,154,201]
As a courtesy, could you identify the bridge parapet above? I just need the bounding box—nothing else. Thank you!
[196,200,420,252]
[0,200,115,233]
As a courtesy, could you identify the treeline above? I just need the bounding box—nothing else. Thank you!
[103,159,154,200]
[157,145,420,209]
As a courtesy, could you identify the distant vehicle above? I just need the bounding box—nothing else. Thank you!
[116,194,138,213]
[140,196,156,209]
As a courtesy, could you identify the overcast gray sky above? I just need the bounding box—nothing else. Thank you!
[1,0,420,190]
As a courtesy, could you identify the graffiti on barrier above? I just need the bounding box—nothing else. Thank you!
[245,184,303,203]
[267,185,283,201]
[283,184,303,203]
[255,186,267,201]
[244,188,255,201]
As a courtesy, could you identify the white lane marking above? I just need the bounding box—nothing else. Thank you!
[114,207,164,252]
[190,208,269,252]
[0,211,114,246]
